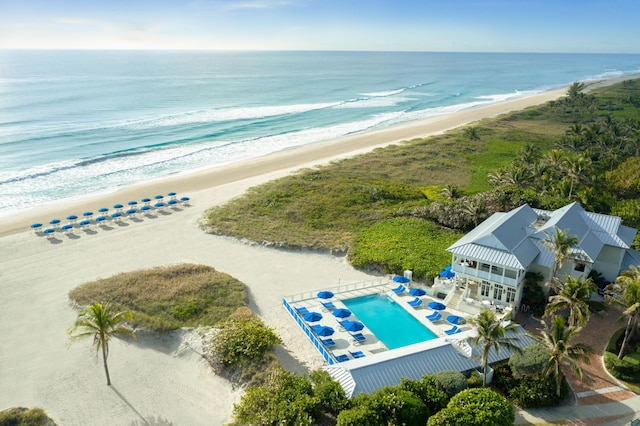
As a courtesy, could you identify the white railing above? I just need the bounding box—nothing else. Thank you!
[284,278,387,303]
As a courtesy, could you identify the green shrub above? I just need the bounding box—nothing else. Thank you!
[358,387,428,426]
[211,317,281,365]
[309,370,348,414]
[399,376,449,415]
[509,344,550,379]
[605,351,640,383]
[433,370,468,398]
[336,405,380,426]
[0,407,57,426]
[426,388,515,426]
[508,375,561,408]
[466,370,483,388]
[231,370,320,425]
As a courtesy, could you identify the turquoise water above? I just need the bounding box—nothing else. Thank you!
[2,51,640,216]
[342,293,436,350]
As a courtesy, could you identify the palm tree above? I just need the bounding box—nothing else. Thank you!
[68,301,136,385]
[530,316,592,397]
[564,153,591,199]
[542,227,579,285]
[605,265,640,359]
[441,184,461,200]
[545,275,598,328]
[469,310,522,387]
[567,82,586,101]
[463,127,480,142]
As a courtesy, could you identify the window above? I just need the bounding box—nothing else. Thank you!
[493,284,504,301]
[481,263,490,272]
[506,288,516,303]
[505,269,517,279]
[574,263,586,272]
[481,281,490,297]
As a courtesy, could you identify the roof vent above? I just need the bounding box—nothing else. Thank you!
[533,213,550,227]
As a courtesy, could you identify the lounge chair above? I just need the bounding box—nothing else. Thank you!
[321,338,336,348]
[310,324,323,334]
[407,297,423,308]
[391,284,406,295]
[295,306,310,315]
[445,325,462,335]
[321,301,336,310]
[335,354,350,362]
[336,319,352,330]
[426,311,442,322]
[349,350,366,359]
[350,332,366,344]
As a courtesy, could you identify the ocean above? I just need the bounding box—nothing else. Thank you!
[1,50,639,217]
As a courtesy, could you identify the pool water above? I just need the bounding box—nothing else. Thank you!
[342,294,437,350]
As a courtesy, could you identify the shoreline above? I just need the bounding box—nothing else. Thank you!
[0,85,569,237]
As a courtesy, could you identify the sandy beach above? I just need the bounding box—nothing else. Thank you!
[0,83,612,424]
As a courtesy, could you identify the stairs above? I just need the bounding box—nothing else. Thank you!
[444,285,464,309]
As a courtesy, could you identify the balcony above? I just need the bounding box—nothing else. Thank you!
[452,265,518,288]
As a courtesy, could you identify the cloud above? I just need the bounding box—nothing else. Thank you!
[55,17,102,26]
[223,0,300,10]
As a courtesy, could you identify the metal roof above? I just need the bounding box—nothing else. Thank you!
[325,327,534,397]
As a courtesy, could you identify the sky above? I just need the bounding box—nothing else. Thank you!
[0,0,638,53]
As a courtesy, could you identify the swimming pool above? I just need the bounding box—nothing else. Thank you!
[342,294,437,350]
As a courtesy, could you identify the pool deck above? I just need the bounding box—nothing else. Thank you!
[285,278,474,363]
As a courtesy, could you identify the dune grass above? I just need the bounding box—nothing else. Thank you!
[69,264,248,331]
[0,407,57,426]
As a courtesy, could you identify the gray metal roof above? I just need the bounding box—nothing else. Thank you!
[622,250,640,273]
[325,327,534,397]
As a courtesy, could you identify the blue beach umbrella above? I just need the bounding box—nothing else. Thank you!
[114,203,124,209]
[303,311,323,322]
[126,209,137,215]
[154,202,165,208]
[49,219,60,226]
[83,211,93,218]
[111,212,122,219]
[315,326,335,337]
[180,196,190,203]
[409,288,427,297]
[447,315,465,325]
[167,199,178,206]
[168,191,177,198]
[79,219,91,226]
[66,215,78,221]
[43,228,55,235]
[428,301,446,311]
[141,197,151,204]
[61,224,73,231]
[140,205,151,212]
[317,291,334,299]
[393,275,410,283]
[98,207,109,213]
[332,308,352,319]
[344,321,364,332]
[31,223,42,229]
[155,195,164,200]
[128,201,138,206]
[95,216,106,223]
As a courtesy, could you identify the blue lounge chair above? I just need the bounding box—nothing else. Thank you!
[295,306,310,315]
[407,297,423,308]
[391,284,406,295]
[426,311,442,322]
[350,332,366,344]
[310,324,323,334]
[349,350,366,359]
[445,325,462,335]
[321,301,336,310]
[335,354,350,362]
[321,338,336,348]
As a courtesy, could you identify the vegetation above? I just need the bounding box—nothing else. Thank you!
[542,227,580,285]
[68,264,248,330]
[432,370,468,397]
[0,407,57,426]
[67,301,136,386]
[544,275,599,328]
[469,310,522,387]
[530,316,592,397]
[203,79,640,279]
[605,265,640,358]
[426,388,515,426]
[509,345,551,380]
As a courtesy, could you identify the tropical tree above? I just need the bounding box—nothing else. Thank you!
[469,310,522,387]
[441,184,461,201]
[545,275,599,328]
[530,316,592,397]
[542,227,580,285]
[605,265,640,359]
[463,127,480,142]
[567,81,586,101]
[68,301,136,386]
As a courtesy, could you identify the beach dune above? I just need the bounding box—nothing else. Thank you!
[0,86,578,425]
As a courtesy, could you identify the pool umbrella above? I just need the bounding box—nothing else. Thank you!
[428,301,446,311]
[31,223,42,229]
[98,208,109,213]
[317,290,334,299]
[443,265,452,271]
[409,288,427,296]
[332,308,352,318]
[393,275,410,283]
[303,311,323,322]
[344,321,364,332]
[440,269,455,279]
[66,215,78,221]
[315,326,335,337]
[447,315,465,325]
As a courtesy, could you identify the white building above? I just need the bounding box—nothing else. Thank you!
[446,202,640,311]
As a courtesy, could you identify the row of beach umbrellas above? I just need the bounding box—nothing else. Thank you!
[303,305,365,337]
[31,192,190,235]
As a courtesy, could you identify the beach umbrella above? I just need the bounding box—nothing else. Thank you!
[43,228,55,235]
[126,209,137,215]
[95,216,106,223]
[98,207,109,213]
[61,224,73,231]
[128,201,138,206]
[83,211,93,218]
[31,223,42,229]
[443,265,452,271]
[111,212,122,219]
[446,315,465,325]
[392,275,410,283]
[409,288,427,297]
[344,321,364,332]
[141,197,151,204]
[167,199,178,206]
[155,195,164,200]
[317,291,334,299]
[180,196,190,203]
[49,219,60,226]
[428,301,446,311]
[140,205,151,212]
[66,215,78,221]
[303,311,323,322]
[114,203,124,209]
[315,326,335,337]
[332,308,352,318]
[154,202,165,208]
[168,191,177,199]
[79,219,91,226]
